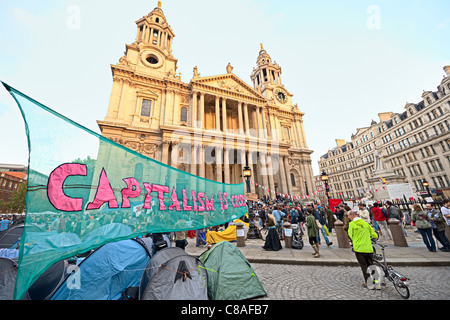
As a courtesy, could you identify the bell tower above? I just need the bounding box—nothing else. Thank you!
[250,44,292,107]
[115,1,178,79]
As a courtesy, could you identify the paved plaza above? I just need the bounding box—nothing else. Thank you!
[185,226,450,300]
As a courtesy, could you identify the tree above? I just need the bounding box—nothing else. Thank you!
[0,182,27,213]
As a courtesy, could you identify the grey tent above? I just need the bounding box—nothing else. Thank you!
[199,241,266,300]
[0,223,24,249]
[139,247,208,300]
[0,257,18,300]
[22,259,67,300]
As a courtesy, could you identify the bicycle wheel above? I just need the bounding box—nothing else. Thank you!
[392,276,410,299]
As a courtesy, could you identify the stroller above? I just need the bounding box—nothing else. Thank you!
[291,224,304,250]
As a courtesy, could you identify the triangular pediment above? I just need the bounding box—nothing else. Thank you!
[192,73,266,101]
[136,88,160,98]
[353,127,370,137]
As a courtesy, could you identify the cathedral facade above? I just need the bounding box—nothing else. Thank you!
[98,3,315,200]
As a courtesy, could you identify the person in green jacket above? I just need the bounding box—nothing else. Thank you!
[348,210,378,288]
[305,208,320,258]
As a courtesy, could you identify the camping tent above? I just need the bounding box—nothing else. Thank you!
[205,219,249,244]
[198,241,266,300]
[50,238,152,300]
[0,257,18,300]
[0,222,24,249]
[139,247,208,300]
[22,260,67,300]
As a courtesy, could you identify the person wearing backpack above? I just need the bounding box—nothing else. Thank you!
[372,202,392,241]
[290,206,299,224]
[425,203,450,252]
[411,204,436,252]
[386,201,407,236]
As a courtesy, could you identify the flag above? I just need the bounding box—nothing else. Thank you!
[2,82,246,300]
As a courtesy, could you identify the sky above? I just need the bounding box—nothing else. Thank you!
[0,0,449,176]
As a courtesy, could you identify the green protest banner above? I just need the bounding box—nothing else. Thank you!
[2,82,246,300]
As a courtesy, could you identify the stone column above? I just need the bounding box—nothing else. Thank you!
[162,140,170,165]
[248,150,256,194]
[224,147,230,184]
[199,145,206,178]
[278,154,289,195]
[190,143,197,175]
[284,155,293,196]
[243,103,250,136]
[261,107,268,139]
[222,98,227,133]
[266,153,275,198]
[238,102,244,135]
[216,147,223,183]
[199,92,205,129]
[191,91,197,128]
[260,152,270,196]
[256,106,262,138]
[215,96,220,131]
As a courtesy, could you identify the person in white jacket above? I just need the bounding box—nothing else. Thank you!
[357,203,371,224]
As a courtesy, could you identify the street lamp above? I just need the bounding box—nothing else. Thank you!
[321,170,329,204]
[243,165,252,194]
[422,179,431,197]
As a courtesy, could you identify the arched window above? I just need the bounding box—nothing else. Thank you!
[290,173,296,186]
[134,163,143,181]
[180,106,188,122]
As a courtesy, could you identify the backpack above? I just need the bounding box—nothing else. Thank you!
[151,233,168,252]
[381,208,389,220]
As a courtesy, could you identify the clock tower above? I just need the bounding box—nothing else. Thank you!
[250,44,292,108]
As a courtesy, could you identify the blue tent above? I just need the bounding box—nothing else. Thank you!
[50,238,153,300]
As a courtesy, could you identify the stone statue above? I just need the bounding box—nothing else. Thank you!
[226,63,233,74]
[373,148,385,172]
[193,66,200,78]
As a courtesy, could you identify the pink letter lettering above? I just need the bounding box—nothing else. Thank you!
[169,187,181,211]
[121,178,141,208]
[205,194,215,211]
[197,192,205,212]
[47,163,87,212]
[143,183,152,209]
[152,184,169,211]
[223,192,228,210]
[182,189,192,211]
[86,169,119,210]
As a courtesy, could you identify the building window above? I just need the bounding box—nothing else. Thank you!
[290,173,296,187]
[141,99,152,117]
[180,106,188,122]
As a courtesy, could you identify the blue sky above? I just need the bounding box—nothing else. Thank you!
[1,0,449,175]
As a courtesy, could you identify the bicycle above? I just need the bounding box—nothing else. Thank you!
[367,241,410,299]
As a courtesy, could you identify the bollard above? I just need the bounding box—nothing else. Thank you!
[388,218,408,247]
[283,221,292,248]
[236,222,245,247]
[334,220,350,248]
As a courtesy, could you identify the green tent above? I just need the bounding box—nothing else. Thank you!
[198,241,267,300]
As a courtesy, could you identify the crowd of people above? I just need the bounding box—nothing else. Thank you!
[249,197,450,252]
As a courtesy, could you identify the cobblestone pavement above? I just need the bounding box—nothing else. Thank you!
[251,263,450,300]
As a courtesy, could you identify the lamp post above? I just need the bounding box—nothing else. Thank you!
[321,170,329,205]
[422,179,431,197]
[243,165,252,194]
